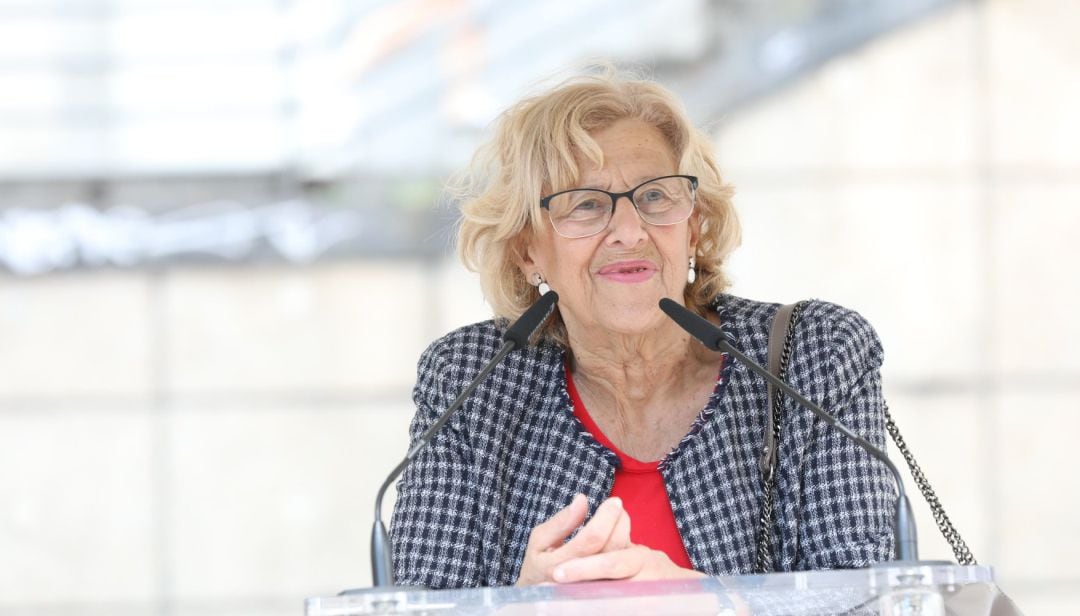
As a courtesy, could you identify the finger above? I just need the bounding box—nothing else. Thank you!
[552,496,624,560]
[552,548,643,583]
[528,493,589,552]
[602,507,632,552]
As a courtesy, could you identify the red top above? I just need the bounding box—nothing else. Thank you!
[565,364,694,569]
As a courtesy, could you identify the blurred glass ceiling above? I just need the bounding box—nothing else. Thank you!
[0,0,956,180]
[0,0,957,273]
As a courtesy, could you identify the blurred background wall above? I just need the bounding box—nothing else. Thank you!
[0,0,1077,614]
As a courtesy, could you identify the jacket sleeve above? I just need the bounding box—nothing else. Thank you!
[795,303,895,569]
[389,336,485,588]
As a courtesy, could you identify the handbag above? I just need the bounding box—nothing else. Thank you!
[753,302,976,572]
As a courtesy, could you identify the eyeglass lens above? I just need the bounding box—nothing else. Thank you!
[546,176,695,238]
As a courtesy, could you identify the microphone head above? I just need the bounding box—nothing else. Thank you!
[503,290,559,347]
[658,298,725,351]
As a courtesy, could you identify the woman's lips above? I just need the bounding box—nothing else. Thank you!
[596,260,658,283]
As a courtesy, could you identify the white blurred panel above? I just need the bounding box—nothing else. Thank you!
[987,0,1080,168]
[993,183,1080,375]
[0,71,67,109]
[996,392,1080,581]
[284,0,348,44]
[715,3,979,174]
[0,272,153,398]
[163,262,428,395]
[0,118,286,176]
[110,63,284,111]
[434,257,490,336]
[0,1,289,176]
[1003,588,1080,616]
[0,17,103,61]
[726,178,983,383]
[0,125,98,175]
[0,410,156,603]
[167,401,412,599]
[111,113,286,173]
[109,7,283,60]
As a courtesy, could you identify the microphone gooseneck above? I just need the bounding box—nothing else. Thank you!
[366,291,560,589]
[658,298,919,562]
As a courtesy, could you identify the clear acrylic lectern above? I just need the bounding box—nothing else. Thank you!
[306,563,1020,615]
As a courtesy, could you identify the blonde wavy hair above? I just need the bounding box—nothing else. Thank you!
[452,70,741,346]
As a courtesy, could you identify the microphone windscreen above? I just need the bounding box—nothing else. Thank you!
[659,298,724,350]
[503,291,559,347]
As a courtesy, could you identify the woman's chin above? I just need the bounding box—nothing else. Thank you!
[564,284,685,337]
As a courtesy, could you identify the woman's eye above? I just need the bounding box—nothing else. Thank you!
[640,189,667,203]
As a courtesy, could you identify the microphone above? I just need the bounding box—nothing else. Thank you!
[362,290,560,590]
[658,298,920,562]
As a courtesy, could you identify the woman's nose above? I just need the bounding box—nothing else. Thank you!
[604,195,648,246]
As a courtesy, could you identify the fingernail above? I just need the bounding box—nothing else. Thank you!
[553,567,566,582]
[610,496,622,508]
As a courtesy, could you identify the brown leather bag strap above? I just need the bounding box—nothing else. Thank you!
[754,302,802,573]
[759,302,796,476]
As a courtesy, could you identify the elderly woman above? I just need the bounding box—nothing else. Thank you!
[390,72,893,588]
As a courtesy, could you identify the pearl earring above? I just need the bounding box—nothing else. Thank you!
[687,256,697,284]
[533,273,551,296]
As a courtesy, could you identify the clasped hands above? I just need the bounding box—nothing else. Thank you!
[515,494,705,586]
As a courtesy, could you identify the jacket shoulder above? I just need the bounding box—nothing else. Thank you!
[419,320,504,372]
[715,294,882,370]
[717,294,879,345]
[412,319,564,426]
[792,298,884,372]
[417,319,563,377]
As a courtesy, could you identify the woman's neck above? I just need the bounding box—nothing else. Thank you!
[565,316,719,424]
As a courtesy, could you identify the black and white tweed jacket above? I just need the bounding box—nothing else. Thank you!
[390,294,895,588]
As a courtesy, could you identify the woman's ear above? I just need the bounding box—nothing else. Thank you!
[687,210,701,256]
[511,233,537,278]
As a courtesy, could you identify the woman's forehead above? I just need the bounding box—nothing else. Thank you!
[567,154,678,191]
[544,119,675,191]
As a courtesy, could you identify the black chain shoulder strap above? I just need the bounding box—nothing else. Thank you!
[753,302,978,570]
[754,301,804,573]
[884,403,977,565]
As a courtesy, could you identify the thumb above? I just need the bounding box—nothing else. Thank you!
[603,507,632,552]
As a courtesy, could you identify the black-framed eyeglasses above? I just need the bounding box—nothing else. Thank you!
[539,175,698,239]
